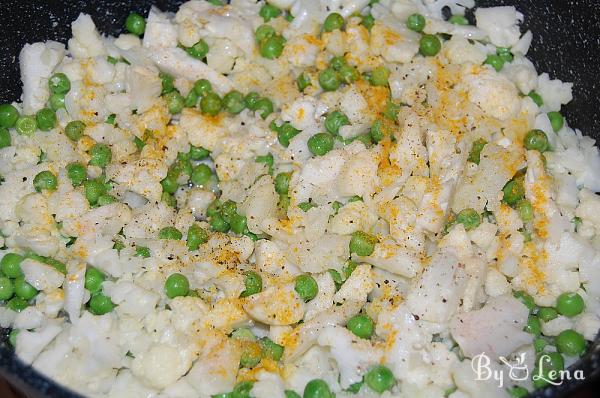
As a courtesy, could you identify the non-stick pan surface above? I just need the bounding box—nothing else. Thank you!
[0,1,599,397]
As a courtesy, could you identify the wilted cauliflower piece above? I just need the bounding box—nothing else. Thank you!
[68,14,105,58]
[143,7,178,48]
[238,175,279,234]
[475,6,523,48]
[132,344,193,390]
[464,68,521,121]
[242,283,305,326]
[21,259,64,292]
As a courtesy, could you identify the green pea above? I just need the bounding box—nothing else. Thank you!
[7,297,28,312]
[328,269,343,290]
[555,329,586,356]
[467,138,487,164]
[496,47,514,62]
[240,271,262,297]
[272,121,300,147]
[33,170,58,192]
[370,66,390,87]
[0,277,14,300]
[210,213,230,232]
[297,73,311,92]
[96,194,116,206]
[206,0,223,4]
[84,267,105,294]
[338,64,359,84]
[523,129,549,152]
[0,104,19,128]
[135,246,151,258]
[308,133,334,156]
[538,307,558,322]
[513,290,536,312]
[285,390,301,398]
[184,89,199,108]
[232,327,256,342]
[8,276,35,301]
[64,163,85,187]
[193,79,212,97]
[83,179,106,205]
[186,39,209,59]
[383,99,401,121]
[260,35,285,59]
[528,91,543,107]
[161,191,177,207]
[232,381,255,398]
[347,314,374,339]
[125,12,146,36]
[0,127,11,149]
[36,108,56,131]
[298,201,316,212]
[343,260,357,279]
[9,329,19,347]
[456,208,481,231]
[349,231,378,256]
[323,13,344,32]
[278,194,290,212]
[1,253,24,278]
[190,145,210,160]
[303,379,334,398]
[502,177,525,206]
[160,173,179,195]
[256,24,276,44]
[159,226,183,240]
[556,292,584,317]
[533,351,563,388]
[49,93,65,111]
[524,315,541,336]
[274,172,291,194]
[369,120,384,143]
[329,56,346,70]
[89,143,112,168]
[230,214,248,235]
[318,68,340,91]
[240,342,262,368]
[507,386,528,398]
[484,54,505,72]
[325,111,349,135]
[15,115,36,135]
[105,114,116,125]
[64,120,86,141]
[48,73,71,94]
[295,274,318,302]
[364,365,395,393]
[244,92,261,110]
[259,3,281,22]
[254,97,274,119]
[260,337,284,361]
[206,199,222,218]
[89,293,115,315]
[516,200,534,222]
[419,34,441,57]
[548,111,564,132]
[449,15,469,25]
[164,91,185,114]
[407,13,425,32]
[191,164,212,186]
[200,92,222,116]
[221,200,238,223]
[534,337,547,353]
[222,91,246,114]
[165,273,190,298]
[361,13,375,30]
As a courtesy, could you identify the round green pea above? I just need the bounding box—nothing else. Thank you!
[274,172,291,194]
[66,162,87,187]
[165,273,190,298]
[254,97,274,119]
[161,172,179,194]
[159,226,183,240]
[64,120,86,141]
[318,68,340,91]
[14,277,38,300]
[508,386,528,398]
[186,39,209,60]
[191,164,212,186]
[9,329,19,347]
[303,379,334,398]
[49,92,65,111]
[125,12,146,36]
[456,208,481,231]
[419,34,441,57]
[48,73,71,95]
[193,79,212,97]
[324,111,349,135]
[347,314,374,339]
[244,92,261,110]
[185,89,199,108]
[135,246,151,258]
[528,91,543,107]
[555,329,586,356]
[0,127,11,149]
[370,66,390,87]
[524,315,541,336]
[33,170,58,192]
[556,292,584,317]
[0,104,19,128]
[190,145,210,160]
[534,351,563,388]
[200,92,222,116]
[84,179,107,205]
[548,111,564,132]
[260,3,281,22]
[502,178,525,206]
[0,277,14,300]
[338,64,359,84]
[256,24,276,44]
[164,91,185,114]
[349,231,378,256]
[538,307,558,322]
[210,213,230,232]
[295,274,318,302]
[36,108,56,131]
[85,267,105,294]
[297,73,311,92]
[97,194,116,206]
[1,254,24,278]
[223,91,246,114]
[15,115,36,135]
[524,129,549,152]
[230,214,248,235]
[407,13,425,32]
[260,35,285,59]
[308,133,334,156]
[449,15,469,25]
[89,293,115,315]
[484,54,505,72]
[496,47,514,62]
[323,13,344,32]
[187,224,209,251]
[364,365,395,393]
[7,297,28,312]
[89,143,112,168]
[240,271,262,298]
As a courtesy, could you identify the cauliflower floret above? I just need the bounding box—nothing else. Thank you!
[536,72,573,112]
[143,7,178,48]
[126,65,162,114]
[443,36,486,65]
[68,14,105,58]
[329,201,377,236]
[370,22,419,64]
[243,283,305,326]
[475,6,523,48]
[21,259,64,292]
[132,344,193,390]
[464,68,521,121]
[239,175,279,234]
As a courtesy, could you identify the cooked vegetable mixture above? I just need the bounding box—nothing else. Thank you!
[1,1,599,397]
